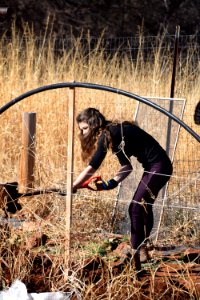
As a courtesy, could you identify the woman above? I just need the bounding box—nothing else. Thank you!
[194,100,200,125]
[73,107,173,272]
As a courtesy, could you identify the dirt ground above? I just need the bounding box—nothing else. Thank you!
[1,222,199,299]
[0,214,200,300]
[74,240,200,299]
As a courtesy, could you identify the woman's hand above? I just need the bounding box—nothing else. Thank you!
[95,178,118,191]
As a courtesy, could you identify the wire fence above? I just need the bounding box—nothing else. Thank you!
[116,96,200,241]
[53,34,200,63]
[2,33,200,60]
[0,33,199,245]
[51,34,200,51]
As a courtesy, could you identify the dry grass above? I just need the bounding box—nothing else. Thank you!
[0,23,199,298]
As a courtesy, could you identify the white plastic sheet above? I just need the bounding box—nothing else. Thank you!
[0,280,71,300]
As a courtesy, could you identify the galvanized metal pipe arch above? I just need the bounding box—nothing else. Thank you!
[0,82,199,142]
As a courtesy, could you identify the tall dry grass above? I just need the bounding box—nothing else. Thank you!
[0,23,199,298]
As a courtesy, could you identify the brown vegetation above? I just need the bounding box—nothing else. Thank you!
[0,23,199,298]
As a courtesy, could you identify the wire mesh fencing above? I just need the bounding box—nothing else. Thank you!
[115,96,200,242]
[0,33,199,245]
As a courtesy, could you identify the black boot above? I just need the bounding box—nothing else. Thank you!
[132,249,147,280]
[133,250,141,271]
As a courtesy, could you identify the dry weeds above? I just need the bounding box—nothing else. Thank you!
[0,23,199,298]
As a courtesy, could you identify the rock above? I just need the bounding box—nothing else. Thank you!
[112,241,132,259]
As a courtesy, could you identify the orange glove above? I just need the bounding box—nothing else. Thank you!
[80,176,102,191]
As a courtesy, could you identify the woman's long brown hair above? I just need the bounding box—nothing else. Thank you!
[76,108,111,162]
[76,107,137,163]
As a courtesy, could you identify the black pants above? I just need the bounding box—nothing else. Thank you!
[129,159,173,250]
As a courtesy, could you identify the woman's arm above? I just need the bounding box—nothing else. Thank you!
[95,164,133,191]
[113,164,133,184]
[73,164,132,192]
[73,165,96,190]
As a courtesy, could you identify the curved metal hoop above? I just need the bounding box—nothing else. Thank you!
[0,82,199,142]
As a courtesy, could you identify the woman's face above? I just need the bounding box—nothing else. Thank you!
[78,121,90,136]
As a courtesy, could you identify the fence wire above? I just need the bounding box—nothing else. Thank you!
[0,34,199,244]
[115,96,200,241]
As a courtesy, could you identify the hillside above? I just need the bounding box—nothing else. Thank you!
[1,0,200,38]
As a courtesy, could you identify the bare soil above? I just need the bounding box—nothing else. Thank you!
[1,227,199,299]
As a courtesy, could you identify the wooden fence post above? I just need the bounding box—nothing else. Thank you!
[65,87,75,276]
[18,112,36,194]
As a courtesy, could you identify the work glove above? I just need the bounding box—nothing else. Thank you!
[95,178,118,191]
[73,176,102,192]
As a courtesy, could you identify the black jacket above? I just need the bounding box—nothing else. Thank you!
[89,122,171,170]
